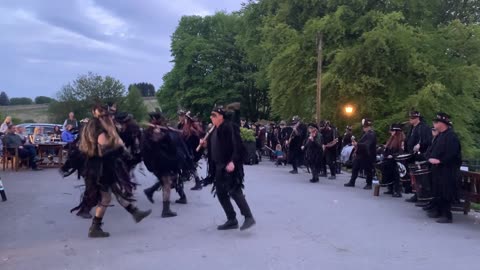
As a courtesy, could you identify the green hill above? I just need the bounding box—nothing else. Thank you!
[0,97,159,124]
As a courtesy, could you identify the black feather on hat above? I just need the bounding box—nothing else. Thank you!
[361,118,373,127]
[433,112,452,126]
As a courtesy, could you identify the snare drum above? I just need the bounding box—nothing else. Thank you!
[395,154,415,193]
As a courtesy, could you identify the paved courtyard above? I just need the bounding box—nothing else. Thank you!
[1,161,479,270]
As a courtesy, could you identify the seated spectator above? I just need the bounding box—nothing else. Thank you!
[29,127,44,144]
[0,116,13,134]
[15,126,28,144]
[61,125,75,143]
[3,125,42,171]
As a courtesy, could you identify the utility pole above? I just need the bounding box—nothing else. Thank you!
[316,32,323,122]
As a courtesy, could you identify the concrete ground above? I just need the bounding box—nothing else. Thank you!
[1,161,479,270]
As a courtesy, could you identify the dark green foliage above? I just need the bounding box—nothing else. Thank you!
[48,72,125,123]
[122,86,148,122]
[10,98,33,105]
[160,0,480,157]
[0,92,9,105]
[34,96,55,104]
[129,83,156,97]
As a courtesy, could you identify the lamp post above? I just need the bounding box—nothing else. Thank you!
[344,105,354,116]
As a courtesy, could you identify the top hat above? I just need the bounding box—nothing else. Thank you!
[362,118,373,127]
[390,123,403,131]
[409,111,421,119]
[433,112,452,126]
[115,112,132,124]
[211,105,226,116]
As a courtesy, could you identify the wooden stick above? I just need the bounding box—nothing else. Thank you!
[196,125,216,152]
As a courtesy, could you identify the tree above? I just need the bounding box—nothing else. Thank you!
[130,83,156,97]
[159,13,270,121]
[9,97,33,105]
[35,96,55,104]
[122,86,148,122]
[0,91,9,105]
[48,72,126,123]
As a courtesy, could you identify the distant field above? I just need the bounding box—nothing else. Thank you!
[0,97,160,123]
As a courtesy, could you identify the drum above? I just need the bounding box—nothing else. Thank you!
[413,168,433,201]
[395,153,415,193]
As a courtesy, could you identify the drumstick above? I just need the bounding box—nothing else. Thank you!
[196,125,216,152]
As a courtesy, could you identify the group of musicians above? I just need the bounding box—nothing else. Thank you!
[263,110,461,224]
[343,111,461,224]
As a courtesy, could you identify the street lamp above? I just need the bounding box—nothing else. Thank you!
[345,105,354,116]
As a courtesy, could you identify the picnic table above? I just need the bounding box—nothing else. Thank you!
[36,142,67,168]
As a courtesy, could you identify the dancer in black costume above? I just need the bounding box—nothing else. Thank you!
[304,123,324,183]
[198,104,255,231]
[73,104,151,238]
[142,111,195,216]
[181,111,205,191]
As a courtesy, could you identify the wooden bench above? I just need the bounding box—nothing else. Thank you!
[457,171,480,215]
[2,147,29,171]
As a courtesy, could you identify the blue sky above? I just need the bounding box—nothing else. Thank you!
[0,0,244,98]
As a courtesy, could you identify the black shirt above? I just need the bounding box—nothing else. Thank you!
[210,128,222,165]
[406,121,432,153]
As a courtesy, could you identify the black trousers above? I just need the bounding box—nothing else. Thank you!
[324,149,336,176]
[381,159,400,192]
[349,158,374,185]
[311,166,320,181]
[215,166,253,221]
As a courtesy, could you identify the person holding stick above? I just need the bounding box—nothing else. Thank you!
[198,104,256,231]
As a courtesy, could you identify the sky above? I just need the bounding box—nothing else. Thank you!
[0,0,244,98]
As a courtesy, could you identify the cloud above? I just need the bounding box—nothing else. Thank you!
[0,0,244,98]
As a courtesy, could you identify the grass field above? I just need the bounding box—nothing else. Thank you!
[0,97,160,124]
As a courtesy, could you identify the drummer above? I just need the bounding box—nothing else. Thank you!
[381,124,405,198]
[405,111,433,203]
[427,114,461,224]
[421,127,440,213]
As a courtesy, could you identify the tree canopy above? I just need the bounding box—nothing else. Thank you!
[158,0,480,158]
[48,72,126,123]
[129,83,156,97]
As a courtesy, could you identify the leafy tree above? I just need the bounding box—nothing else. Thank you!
[0,91,10,105]
[35,96,55,104]
[10,97,33,105]
[48,72,126,123]
[158,13,270,121]
[161,0,480,157]
[130,83,156,97]
[122,86,148,122]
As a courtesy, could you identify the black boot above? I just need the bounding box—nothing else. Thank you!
[405,194,417,203]
[144,182,161,204]
[289,169,298,174]
[309,178,319,183]
[344,181,355,187]
[175,194,187,204]
[162,201,177,218]
[392,192,402,198]
[423,200,437,211]
[217,219,239,230]
[363,184,372,190]
[191,177,203,191]
[240,217,256,231]
[126,205,152,223]
[88,217,110,238]
[436,211,453,224]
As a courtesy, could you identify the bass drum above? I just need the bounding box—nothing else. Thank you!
[395,153,414,193]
